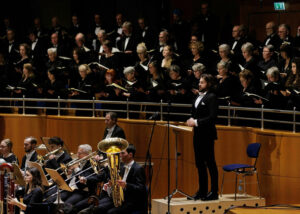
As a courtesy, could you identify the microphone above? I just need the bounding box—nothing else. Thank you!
[148,112,159,120]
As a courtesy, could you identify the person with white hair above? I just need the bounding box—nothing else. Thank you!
[122,66,144,101]
[241,42,261,82]
[54,144,98,213]
[69,64,94,116]
[190,63,206,97]
[260,66,286,109]
[134,42,149,82]
[216,61,241,104]
[278,23,294,46]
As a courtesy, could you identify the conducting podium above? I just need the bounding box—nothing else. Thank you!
[165,124,193,200]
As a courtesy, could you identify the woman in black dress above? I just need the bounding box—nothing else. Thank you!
[0,139,18,164]
[14,63,37,114]
[7,167,44,214]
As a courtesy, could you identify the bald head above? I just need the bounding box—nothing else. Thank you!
[266,21,276,36]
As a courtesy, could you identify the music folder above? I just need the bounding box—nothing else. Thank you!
[107,83,128,92]
[161,124,193,132]
[27,161,52,187]
[6,85,27,91]
[12,163,25,186]
[68,88,87,94]
[244,92,269,102]
[45,168,73,192]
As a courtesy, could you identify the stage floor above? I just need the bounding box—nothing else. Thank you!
[152,194,265,214]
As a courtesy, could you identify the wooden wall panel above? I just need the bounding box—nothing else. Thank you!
[1,114,300,205]
[239,0,300,42]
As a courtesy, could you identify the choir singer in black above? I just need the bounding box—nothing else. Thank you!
[186,73,219,201]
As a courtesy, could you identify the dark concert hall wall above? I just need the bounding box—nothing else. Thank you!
[240,0,300,42]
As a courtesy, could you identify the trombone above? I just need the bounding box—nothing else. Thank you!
[37,147,64,164]
[44,158,107,197]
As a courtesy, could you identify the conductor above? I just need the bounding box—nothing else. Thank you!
[186,74,219,201]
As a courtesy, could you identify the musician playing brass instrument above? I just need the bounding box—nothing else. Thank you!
[44,137,72,170]
[79,143,147,214]
[51,144,102,213]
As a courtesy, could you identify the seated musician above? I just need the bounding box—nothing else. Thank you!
[7,167,44,214]
[44,136,72,170]
[79,144,147,214]
[58,144,96,209]
[21,137,38,170]
[0,138,19,164]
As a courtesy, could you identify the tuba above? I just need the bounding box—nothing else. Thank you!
[0,163,14,214]
[98,138,128,207]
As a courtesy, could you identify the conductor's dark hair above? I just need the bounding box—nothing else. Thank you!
[126,144,136,157]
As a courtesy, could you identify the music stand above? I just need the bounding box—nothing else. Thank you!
[164,124,193,200]
[46,168,74,205]
[27,161,52,187]
[12,163,25,186]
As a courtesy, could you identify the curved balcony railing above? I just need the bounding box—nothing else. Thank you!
[0,96,299,133]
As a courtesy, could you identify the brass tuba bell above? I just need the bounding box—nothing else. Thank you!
[97,138,128,207]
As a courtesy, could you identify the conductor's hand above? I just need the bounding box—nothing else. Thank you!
[186,118,196,127]
[117,180,126,188]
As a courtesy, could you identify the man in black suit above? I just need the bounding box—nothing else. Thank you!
[137,17,155,50]
[186,73,219,201]
[55,144,96,208]
[20,137,38,170]
[116,21,138,66]
[28,30,47,78]
[103,112,126,139]
[4,29,19,65]
[79,143,147,214]
[263,22,281,51]
[278,24,294,47]
[231,25,245,64]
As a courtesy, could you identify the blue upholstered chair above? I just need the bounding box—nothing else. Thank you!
[220,143,261,200]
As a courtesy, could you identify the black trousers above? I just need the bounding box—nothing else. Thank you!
[193,134,218,196]
[93,196,134,214]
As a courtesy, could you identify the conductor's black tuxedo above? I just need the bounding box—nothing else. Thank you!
[191,91,218,197]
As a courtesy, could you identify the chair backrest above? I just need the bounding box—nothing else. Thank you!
[247,143,261,158]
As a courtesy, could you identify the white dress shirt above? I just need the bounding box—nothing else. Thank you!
[106,125,116,139]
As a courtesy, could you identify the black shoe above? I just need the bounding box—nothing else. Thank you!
[201,192,218,201]
[187,191,206,200]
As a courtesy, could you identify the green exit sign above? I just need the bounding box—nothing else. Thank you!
[274,2,285,10]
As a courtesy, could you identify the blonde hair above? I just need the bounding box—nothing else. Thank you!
[189,41,204,53]
[23,63,34,78]
[78,64,92,75]
[136,42,147,54]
